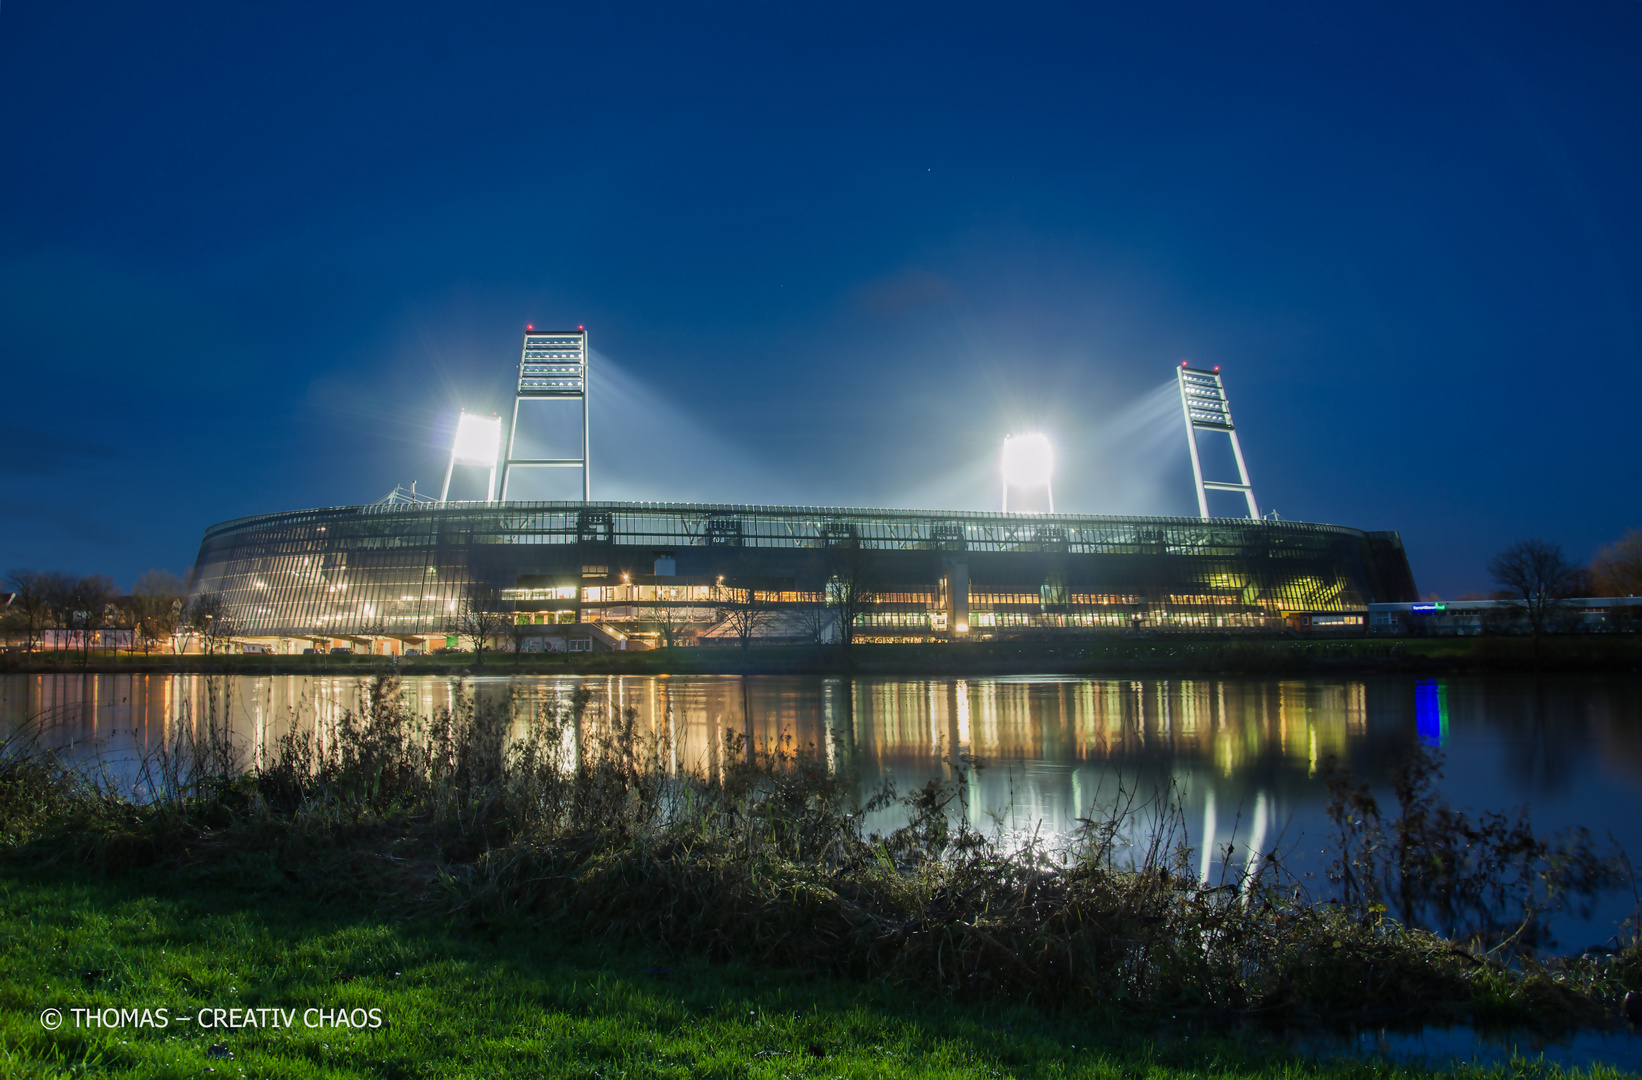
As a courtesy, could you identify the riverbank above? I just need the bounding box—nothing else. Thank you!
[7,862,1609,1080]
[5,635,1640,677]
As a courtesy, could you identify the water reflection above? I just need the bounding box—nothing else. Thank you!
[3,672,1640,889]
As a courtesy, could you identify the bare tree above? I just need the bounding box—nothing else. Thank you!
[64,575,117,667]
[823,539,882,653]
[506,611,534,661]
[648,602,688,649]
[794,597,834,646]
[0,593,21,649]
[111,590,142,655]
[448,581,509,666]
[185,592,238,656]
[3,569,51,652]
[132,569,186,655]
[357,605,395,656]
[1592,529,1642,598]
[1487,538,1579,650]
[714,571,774,654]
[163,597,187,654]
[42,571,76,650]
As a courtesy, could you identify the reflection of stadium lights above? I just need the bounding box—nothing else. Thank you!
[442,411,503,501]
[1001,433,1054,513]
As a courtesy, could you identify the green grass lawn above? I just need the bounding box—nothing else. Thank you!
[0,864,1626,1080]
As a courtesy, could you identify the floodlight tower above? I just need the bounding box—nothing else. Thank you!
[500,327,589,501]
[1177,363,1259,520]
[440,411,503,502]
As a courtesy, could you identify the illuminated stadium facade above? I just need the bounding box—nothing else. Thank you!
[187,501,1419,652]
[183,331,1418,653]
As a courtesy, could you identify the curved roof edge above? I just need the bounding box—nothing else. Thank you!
[201,500,1369,543]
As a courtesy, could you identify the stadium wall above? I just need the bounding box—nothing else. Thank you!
[186,501,1418,650]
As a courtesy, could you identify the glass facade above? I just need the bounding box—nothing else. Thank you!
[187,501,1419,642]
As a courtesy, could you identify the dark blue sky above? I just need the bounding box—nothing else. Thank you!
[3,2,1639,597]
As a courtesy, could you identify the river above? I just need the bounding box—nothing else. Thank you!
[6,670,1639,915]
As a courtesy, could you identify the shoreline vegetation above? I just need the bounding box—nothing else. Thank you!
[12,868,1626,1080]
[4,674,1641,1063]
[2,635,1640,678]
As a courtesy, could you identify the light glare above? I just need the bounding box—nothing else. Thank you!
[451,413,502,467]
[1001,433,1054,490]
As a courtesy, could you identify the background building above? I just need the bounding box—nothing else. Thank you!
[1367,597,1642,636]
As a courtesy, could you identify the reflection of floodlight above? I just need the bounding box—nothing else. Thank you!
[441,411,503,501]
[1001,433,1054,513]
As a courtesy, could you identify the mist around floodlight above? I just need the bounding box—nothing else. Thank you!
[894,380,1194,518]
[585,349,790,505]
[442,411,502,501]
[1001,433,1054,513]
[450,413,502,468]
[437,349,1199,517]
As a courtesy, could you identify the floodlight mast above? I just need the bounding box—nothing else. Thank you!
[499,328,589,502]
[1177,364,1259,520]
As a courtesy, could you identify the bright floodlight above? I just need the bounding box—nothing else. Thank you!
[1001,433,1055,513]
[441,412,503,501]
[451,413,502,467]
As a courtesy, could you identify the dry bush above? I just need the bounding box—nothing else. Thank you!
[1323,747,1625,953]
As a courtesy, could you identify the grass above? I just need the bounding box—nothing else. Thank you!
[1,861,1633,1080]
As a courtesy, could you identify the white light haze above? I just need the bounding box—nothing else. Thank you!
[1000,433,1055,512]
[451,412,502,467]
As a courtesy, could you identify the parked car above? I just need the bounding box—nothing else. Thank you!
[330,647,352,655]
[302,648,319,655]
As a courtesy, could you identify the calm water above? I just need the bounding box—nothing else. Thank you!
[6,671,1640,913]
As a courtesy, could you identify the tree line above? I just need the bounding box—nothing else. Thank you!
[1,568,236,661]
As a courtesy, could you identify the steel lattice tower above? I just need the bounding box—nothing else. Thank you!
[1177,363,1259,520]
[500,328,589,502]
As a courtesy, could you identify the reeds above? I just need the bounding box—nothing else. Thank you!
[0,673,1634,1030]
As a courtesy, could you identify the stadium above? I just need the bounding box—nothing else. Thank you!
[185,330,1419,654]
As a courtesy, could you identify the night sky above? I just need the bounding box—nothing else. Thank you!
[3,3,1639,598]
